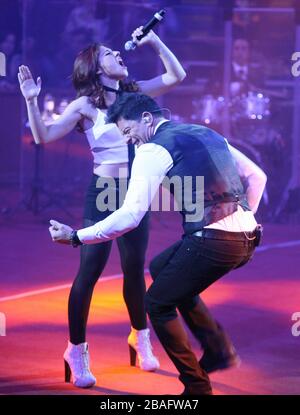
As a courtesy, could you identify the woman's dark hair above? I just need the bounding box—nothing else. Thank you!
[106,93,163,124]
[72,43,139,110]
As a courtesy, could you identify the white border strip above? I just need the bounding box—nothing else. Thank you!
[0,273,124,303]
[0,269,150,303]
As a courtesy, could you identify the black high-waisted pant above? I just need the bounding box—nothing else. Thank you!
[68,175,149,344]
[146,231,255,394]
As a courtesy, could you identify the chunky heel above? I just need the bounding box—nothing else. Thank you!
[64,359,71,383]
[129,345,137,366]
[63,341,96,388]
[127,327,160,372]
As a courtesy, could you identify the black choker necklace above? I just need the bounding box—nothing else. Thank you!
[103,85,121,94]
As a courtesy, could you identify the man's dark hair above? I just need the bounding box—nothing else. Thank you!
[106,93,163,124]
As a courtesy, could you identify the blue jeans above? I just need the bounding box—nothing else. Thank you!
[146,231,256,394]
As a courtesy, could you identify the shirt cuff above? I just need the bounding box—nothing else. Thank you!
[77,224,101,244]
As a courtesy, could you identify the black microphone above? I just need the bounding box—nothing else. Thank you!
[124,9,166,51]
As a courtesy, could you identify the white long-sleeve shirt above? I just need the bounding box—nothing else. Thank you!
[77,125,266,244]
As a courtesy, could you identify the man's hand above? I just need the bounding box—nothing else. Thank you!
[49,220,73,245]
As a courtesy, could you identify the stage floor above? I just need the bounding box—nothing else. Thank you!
[0,211,299,395]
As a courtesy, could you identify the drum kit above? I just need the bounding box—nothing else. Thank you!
[191,88,285,152]
[192,91,271,129]
[191,89,284,213]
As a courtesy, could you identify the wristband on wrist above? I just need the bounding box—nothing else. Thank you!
[70,230,83,248]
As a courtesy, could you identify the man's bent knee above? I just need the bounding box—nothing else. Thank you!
[145,292,177,324]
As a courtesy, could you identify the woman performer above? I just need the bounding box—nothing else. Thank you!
[18,27,186,388]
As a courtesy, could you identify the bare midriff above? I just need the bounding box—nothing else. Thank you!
[93,162,129,178]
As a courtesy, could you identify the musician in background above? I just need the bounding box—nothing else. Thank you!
[41,93,59,126]
[207,37,266,98]
[57,98,69,115]
[25,93,59,130]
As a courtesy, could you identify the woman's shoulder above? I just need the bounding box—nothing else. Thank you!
[72,96,101,120]
[72,95,92,110]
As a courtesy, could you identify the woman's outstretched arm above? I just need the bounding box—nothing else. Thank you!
[18,65,83,144]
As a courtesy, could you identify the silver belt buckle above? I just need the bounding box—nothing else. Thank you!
[193,230,204,237]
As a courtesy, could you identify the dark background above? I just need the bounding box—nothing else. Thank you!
[0,0,297,223]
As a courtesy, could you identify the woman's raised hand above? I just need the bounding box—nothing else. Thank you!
[18,65,42,102]
[131,27,160,48]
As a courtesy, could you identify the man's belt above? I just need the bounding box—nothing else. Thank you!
[192,225,263,246]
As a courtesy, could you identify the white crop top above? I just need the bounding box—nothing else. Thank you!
[84,108,128,166]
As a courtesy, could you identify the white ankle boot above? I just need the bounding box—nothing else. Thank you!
[63,341,96,388]
[128,327,160,372]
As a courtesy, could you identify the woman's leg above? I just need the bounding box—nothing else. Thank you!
[116,213,150,330]
[68,218,113,345]
[116,213,159,371]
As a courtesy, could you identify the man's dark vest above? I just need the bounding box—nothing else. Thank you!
[150,121,250,234]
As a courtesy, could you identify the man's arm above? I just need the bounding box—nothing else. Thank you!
[228,144,267,214]
[76,144,173,244]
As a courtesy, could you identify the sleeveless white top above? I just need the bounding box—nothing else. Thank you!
[84,108,128,166]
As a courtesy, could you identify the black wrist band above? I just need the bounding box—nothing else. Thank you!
[70,230,83,248]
